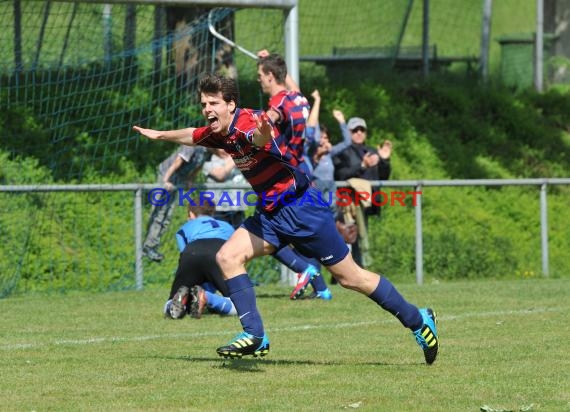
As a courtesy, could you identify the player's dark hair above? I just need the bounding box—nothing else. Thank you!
[198,73,240,109]
[188,199,215,217]
[257,53,287,84]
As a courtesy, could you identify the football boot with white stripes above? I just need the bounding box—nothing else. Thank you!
[216,332,270,359]
[413,308,439,364]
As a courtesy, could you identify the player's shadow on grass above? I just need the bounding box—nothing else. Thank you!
[157,355,411,371]
[254,291,293,300]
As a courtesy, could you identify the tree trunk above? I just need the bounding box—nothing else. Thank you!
[123,4,137,80]
[165,7,236,90]
[545,0,570,82]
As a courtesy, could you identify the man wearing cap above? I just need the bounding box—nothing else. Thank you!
[332,117,392,268]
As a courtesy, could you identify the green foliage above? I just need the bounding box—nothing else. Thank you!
[0,149,140,296]
[0,106,51,164]
[1,65,195,181]
[303,71,570,282]
[2,66,570,293]
[395,79,570,178]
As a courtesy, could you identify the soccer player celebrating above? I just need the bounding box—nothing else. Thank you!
[256,50,331,300]
[256,50,309,172]
[133,73,439,364]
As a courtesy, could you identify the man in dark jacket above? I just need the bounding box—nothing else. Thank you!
[332,117,392,267]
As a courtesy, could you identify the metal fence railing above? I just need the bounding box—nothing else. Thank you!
[2,177,569,288]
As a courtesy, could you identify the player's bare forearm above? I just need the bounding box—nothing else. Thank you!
[285,74,300,93]
[307,90,321,127]
[132,126,196,145]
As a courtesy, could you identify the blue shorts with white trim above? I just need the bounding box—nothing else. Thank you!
[242,187,350,266]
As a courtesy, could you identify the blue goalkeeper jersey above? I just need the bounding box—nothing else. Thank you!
[175,216,235,252]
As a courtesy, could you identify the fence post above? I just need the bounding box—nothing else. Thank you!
[422,0,430,78]
[284,4,300,86]
[540,183,549,276]
[535,0,544,92]
[280,264,296,287]
[134,187,143,290]
[480,0,493,81]
[415,184,424,285]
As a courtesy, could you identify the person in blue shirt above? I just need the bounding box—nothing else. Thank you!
[305,91,352,203]
[164,201,237,319]
[302,91,353,288]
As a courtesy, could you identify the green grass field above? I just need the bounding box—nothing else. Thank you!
[1,278,569,411]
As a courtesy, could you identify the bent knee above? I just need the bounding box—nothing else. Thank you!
[331,267,379,293]
[216,246,248,270]
[215,248,233,270]
[334,275,359,290]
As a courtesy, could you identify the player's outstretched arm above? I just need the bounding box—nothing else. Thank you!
[307,90,321,128]
[132,125,197,146]
[285,74,300,93]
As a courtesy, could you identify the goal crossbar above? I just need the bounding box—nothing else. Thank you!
[73,0,297,9]
[16,0,300,83]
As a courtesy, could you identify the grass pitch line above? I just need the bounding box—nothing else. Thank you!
[1,306,563,351]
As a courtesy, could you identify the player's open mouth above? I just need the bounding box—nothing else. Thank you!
[208,116,220,130]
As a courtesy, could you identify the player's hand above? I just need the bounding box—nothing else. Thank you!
[257,49,270,58]
[163,181,174,191]
[311,90,321,101]
[254,113,275,140]
[133,125,163,140]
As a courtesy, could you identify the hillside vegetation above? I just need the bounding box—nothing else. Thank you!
[1,71,569,293]
[291,70,570,281]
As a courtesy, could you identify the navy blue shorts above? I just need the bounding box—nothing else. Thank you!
[242,187,350,266]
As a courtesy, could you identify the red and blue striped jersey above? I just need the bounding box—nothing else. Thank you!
[268,90,310,167]
[193,108,310,212]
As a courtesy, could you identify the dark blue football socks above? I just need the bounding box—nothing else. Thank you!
[226,274,264,337]
[369,277,423,331]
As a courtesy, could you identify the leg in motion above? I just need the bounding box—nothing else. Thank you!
[273,246,331,300]
[215,227,274,358]
[328,253,439,364]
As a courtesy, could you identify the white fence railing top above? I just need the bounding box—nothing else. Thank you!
[1,178,570,192]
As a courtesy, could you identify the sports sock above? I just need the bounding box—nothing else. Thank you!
[309,269,328,293]
[201,282,217,293]
[295,251,321,272]
[274,247,328,293]
[368,277,423,331]
[205,291,237,315]
[226,274,264,337]
[273,246,306,273]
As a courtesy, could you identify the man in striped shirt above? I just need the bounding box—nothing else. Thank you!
[256,51,332,300]
[133,73,439,365]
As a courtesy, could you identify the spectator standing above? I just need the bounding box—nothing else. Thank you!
[202,148,248,229]
[332,117,392,267]
[305,90,352,203]
[143,145,206,262]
